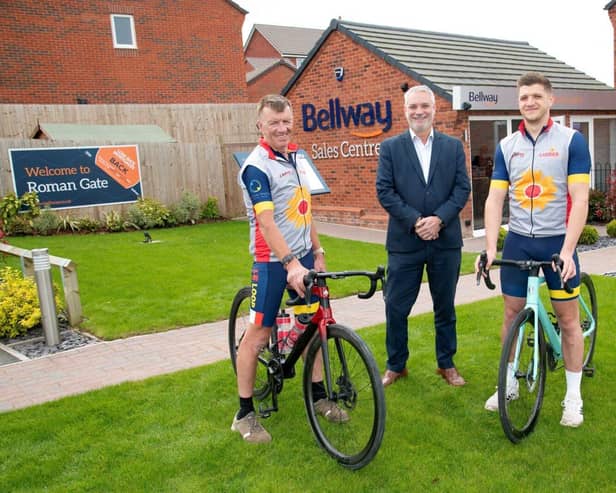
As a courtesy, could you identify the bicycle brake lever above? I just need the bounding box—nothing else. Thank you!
[478,252,496,290]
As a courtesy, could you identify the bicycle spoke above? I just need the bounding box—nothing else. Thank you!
[498,308,546,443]
[303,324,385,470]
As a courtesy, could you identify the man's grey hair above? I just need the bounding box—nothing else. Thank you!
[404,85,436,105]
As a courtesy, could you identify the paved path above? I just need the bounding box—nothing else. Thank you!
[1,222,614,413]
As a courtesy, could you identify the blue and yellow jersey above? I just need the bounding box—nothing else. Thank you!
[491,119,591,237]
[238,139,313,262]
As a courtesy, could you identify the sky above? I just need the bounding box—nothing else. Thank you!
[238,0,614,87]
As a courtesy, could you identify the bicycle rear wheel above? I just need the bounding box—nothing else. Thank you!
[302,324,385,470]
[228,287,272,400]
[498,308,546,443]
[579,273,597,374]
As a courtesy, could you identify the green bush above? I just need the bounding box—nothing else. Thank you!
[0,192,40,235]
[201,197,220,220]
[0,266,63,338]
[103,210,127,232]
[76,217,102,233]
[578,225,599,245]
[32,208,61,235]
[588,189,610,223]
[497,227,508,251]
[57,214,80,233]
[607,219,616,238]
[127,198,173,229]
[171,191,201,225]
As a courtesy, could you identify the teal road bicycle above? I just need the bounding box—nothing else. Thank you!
[478,253,597,443]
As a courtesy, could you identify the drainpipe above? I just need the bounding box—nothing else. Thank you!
[32,248,60,346]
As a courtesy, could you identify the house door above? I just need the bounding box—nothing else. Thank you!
[469,119,508,231]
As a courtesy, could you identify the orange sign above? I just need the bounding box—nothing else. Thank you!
[95,146,140,189]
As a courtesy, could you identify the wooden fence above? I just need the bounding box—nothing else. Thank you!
[0,104,257,218]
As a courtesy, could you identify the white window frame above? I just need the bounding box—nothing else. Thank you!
[110,14,137,49]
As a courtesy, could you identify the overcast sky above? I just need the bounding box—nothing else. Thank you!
[239,0,614,87]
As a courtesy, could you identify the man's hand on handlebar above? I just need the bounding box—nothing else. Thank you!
[287,262,309,297]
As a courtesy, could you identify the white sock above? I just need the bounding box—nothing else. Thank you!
[565,370,583,402]
[507,362,516,384]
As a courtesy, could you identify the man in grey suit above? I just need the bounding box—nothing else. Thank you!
[376,85,471,387]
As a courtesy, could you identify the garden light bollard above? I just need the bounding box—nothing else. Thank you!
[32,248,60,346]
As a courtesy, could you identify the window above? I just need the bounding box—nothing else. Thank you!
[111,14,137,49]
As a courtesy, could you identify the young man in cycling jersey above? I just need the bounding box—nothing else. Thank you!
[232,94,347,443]
[479,72,591,427]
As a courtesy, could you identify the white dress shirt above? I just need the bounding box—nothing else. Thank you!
[409,128,434,182]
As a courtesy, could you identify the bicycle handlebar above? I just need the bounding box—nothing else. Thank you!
[476,251,573,294]
[286,266,386,306]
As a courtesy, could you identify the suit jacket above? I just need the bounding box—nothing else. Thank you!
[376,129,471,253]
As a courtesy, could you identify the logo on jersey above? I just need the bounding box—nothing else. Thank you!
[513,169,557,210]
[286,186,311,227]
[539,147,559,158]
[249,179,262,193]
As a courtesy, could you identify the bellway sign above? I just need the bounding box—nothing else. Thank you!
[452,86,616,111]
[9,145,143,210]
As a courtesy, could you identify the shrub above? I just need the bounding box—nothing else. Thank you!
[32,208,61,236]
[171,191,201,225]
[103,210,126,232]
[497,227,508,251]
[588,189,610,223]
[57,214,80,233]
[0,192,40,235]
[76,217,102,233]
[607,168,616,221]
[127,198,173,229]
[607,219,616,238]
[0,266,63,338]
[201,197,220,220]
[578,225,599,245]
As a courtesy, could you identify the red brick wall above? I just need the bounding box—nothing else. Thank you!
[608,6,616,87]
[286,31,473,231]
[0,0,247,104]
[247,64,296,102]
[245,30,280,58]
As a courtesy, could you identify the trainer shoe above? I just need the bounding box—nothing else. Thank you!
[484,380,519,412]
[560,398,583,427]
[314,399,350,423]
[231,411,272,443]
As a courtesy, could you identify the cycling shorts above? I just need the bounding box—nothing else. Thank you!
[250,252,317,328]
[500,231,580,301]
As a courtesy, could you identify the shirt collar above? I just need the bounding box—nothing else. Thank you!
[409,128,434,144]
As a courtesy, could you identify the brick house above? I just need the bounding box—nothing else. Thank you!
[283,19,616,235]
[244,24,322,102]
[0,0,248,104]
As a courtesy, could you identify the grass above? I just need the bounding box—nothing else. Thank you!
[3,221,477,339]
[0,274,614,492]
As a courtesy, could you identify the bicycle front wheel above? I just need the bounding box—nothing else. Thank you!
[302,324,386,470]
[498,307,546,443]
[228,287,271,400]
[579,273,598,373]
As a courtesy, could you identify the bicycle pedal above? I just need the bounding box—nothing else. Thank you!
[583,366,595,377]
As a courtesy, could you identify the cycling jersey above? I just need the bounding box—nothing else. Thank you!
[238,138,313,262]
[491,119,591,237]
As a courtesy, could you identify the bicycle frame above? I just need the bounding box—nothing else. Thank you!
[480,254,596,387]
[259,268,384,416]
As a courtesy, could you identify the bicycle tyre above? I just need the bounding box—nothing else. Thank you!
[302,324,386,470]
[579,273,598,372]
[498,307,546,443]
[228,287,272,400]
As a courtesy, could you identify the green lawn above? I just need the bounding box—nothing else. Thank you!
[3,221,477,339]
[0,275,614,492]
